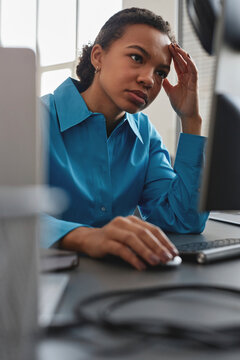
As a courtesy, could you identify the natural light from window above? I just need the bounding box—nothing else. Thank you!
[38,0,76,66]
[77,0,122,52]
[41,69,72,96]
[0,0,36,50]
[0,0,122,95]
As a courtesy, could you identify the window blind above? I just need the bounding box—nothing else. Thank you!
[178,0,216,136]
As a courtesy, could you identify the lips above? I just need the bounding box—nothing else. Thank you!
[127,90,148,105]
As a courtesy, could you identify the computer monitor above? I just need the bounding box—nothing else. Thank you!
[0,47,68,359]
[187,0,240,211]
[0,47,38,360]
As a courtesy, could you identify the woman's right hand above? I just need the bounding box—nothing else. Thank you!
[60,215,179,271]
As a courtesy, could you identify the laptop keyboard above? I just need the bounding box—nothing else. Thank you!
[177,238,240,253]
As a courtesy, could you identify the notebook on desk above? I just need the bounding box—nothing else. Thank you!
[39,273,69,327]
[38,248,79,326]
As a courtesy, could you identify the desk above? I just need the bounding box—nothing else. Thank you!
[38,220,240,360]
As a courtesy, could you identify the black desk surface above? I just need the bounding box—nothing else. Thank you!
[38,220,240,359]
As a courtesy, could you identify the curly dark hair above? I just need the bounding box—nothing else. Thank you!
[76,7,175,91]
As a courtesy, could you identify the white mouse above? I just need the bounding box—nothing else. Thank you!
[165,255,182,266]
[147,255,182,269]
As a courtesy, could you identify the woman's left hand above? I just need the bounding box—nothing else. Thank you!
[163,43,202,135]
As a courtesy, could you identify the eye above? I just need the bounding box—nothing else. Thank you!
[156,70,168,79]
[130,54,143,63]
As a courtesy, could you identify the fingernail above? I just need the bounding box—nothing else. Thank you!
[149,254,161,265]
[138,262,146,271]
[187,53,191,58]
[164,252,173,261]
[173,248,179,256]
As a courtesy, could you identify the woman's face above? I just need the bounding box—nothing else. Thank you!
[93,24,172,115]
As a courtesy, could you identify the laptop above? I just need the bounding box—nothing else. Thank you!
[176,237,240,264]
[209,211,240,226]
[172,218,240,264]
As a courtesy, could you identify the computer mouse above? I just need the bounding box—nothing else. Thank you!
[146,255,182,271]
[164,255,182,266]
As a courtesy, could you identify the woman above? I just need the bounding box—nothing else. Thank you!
[41,7,208,270]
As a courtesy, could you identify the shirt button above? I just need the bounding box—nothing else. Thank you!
[101,206,106,212]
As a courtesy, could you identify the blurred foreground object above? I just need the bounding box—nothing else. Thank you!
[0,48,67,360]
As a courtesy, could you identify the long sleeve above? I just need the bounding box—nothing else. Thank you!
[139,130,209,233]
[40,214,91,248]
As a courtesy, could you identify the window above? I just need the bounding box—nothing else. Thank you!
[77,0,122,50]
[0,0,36,50]
[0,0,122,96]
[37,0,122,96]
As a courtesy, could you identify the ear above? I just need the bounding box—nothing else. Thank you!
[91,44,104,70]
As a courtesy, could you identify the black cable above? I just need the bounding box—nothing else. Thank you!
[74,284,240,349]
[45,284,240,353]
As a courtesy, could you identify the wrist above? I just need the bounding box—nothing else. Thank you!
[181,115,202,135]
[60,226,95,251]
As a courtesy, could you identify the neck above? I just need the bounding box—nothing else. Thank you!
[81,80,125,132]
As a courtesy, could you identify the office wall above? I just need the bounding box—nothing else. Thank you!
[122,0,179,156]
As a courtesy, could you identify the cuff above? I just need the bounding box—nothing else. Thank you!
[39,214,91,248]
[175,133,207,166]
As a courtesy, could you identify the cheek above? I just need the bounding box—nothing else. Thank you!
[101,67,134,93]
[149,83,162,103]
[102,61,128,81]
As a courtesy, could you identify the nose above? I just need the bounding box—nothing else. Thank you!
[137,68,155,88]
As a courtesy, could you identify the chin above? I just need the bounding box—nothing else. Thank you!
[127,108,141,114]
[123,103,146,114]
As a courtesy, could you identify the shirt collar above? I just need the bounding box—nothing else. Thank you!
[54,77,92,132]
[125,113,144,144]
[54,77,143,143]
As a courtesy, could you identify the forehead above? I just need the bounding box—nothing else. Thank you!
[110,24,172,64]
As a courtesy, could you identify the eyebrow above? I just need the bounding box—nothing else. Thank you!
[126,45,171,70]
